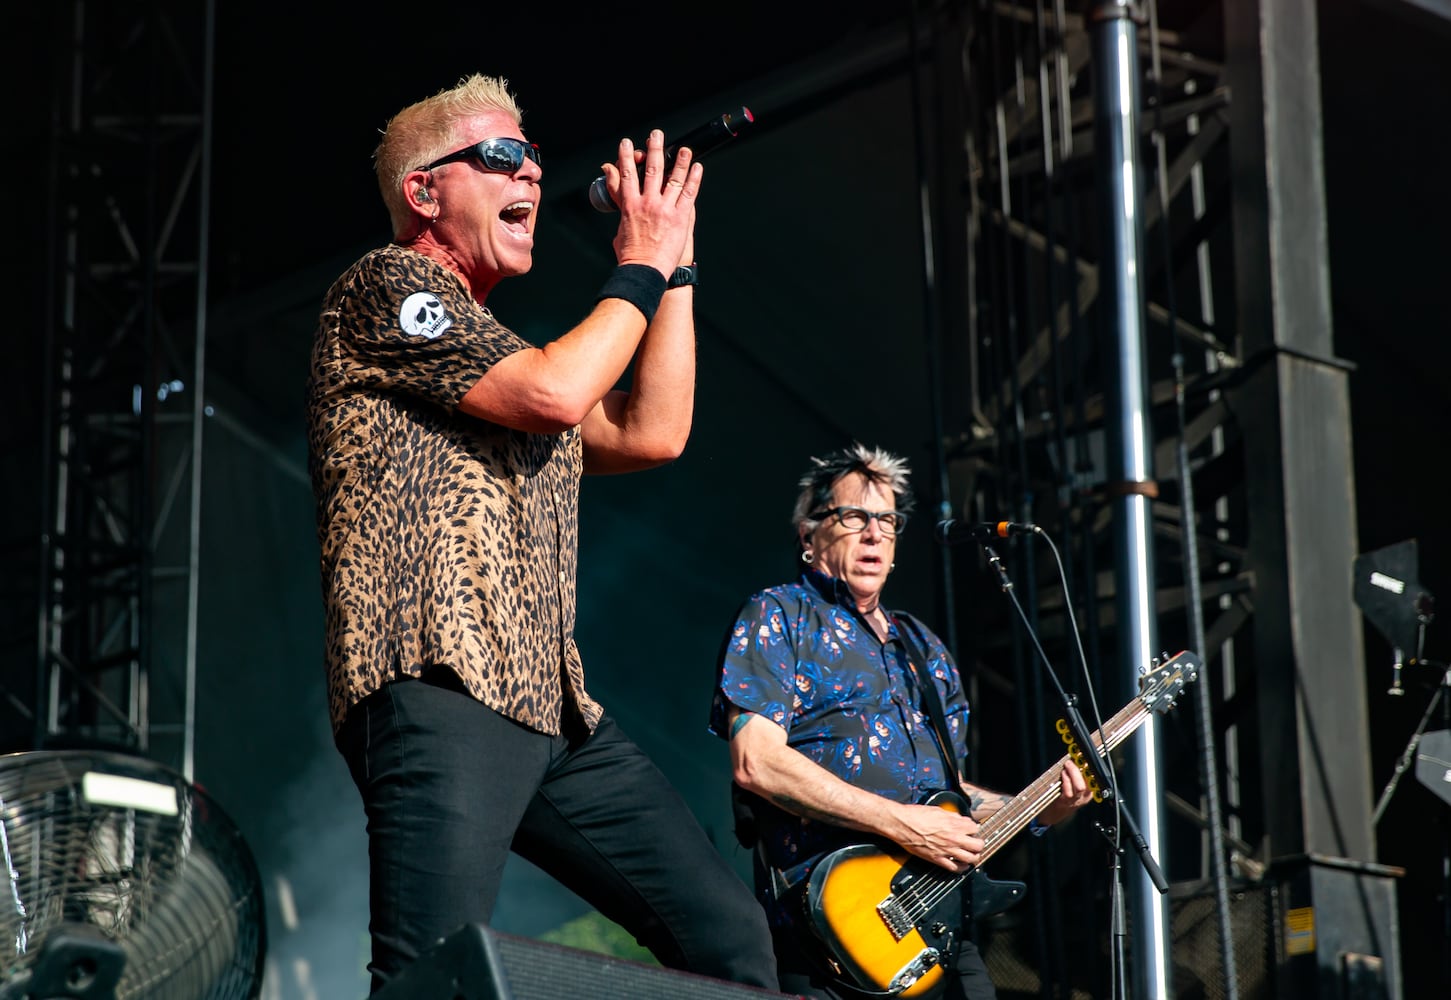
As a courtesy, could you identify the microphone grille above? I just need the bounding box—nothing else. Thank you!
[588,176,616,213]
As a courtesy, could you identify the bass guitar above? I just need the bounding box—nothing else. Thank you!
[803,650,1201,998]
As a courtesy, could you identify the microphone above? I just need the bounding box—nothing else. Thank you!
[589,106,755,212]
[935,519,1042,546]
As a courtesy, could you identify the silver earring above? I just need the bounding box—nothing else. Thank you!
[801,550,814,565]
[890,562,896,571]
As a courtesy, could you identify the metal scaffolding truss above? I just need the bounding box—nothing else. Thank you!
[37,0,215,781]
[947,0,1239,778]
[924,0,1395,996]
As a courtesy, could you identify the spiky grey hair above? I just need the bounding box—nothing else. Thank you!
[791,443,914,541]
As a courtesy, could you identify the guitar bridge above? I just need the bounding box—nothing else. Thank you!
[876,895,913,940]
[888,948,942,993]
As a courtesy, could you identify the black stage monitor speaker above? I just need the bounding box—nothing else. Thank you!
[373,923,799,1000]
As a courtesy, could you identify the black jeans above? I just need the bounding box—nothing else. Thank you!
[338,673,778,993]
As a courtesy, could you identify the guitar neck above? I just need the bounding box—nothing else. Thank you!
[974,697,1153,865]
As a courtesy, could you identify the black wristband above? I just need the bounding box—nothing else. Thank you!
[595,264,668,324]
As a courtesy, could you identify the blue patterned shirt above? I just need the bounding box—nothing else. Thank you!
[708,569,970,927]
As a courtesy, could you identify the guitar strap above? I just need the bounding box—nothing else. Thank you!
[892,613,990,943]
[891,614,964,784]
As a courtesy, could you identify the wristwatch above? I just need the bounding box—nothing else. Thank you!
[667,263,698,289]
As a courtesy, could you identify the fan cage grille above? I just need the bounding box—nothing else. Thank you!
[0,750,266,999]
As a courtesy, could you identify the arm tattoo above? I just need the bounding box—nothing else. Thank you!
[966,792,1012,821]
[730,712,754,740]
[772,792,839,825]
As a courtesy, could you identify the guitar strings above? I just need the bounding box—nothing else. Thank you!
[892,785,1060,921]
[888,699,1152,926]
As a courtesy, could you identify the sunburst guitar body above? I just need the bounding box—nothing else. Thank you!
[805,790,1023,997]
[802,650,1201,998]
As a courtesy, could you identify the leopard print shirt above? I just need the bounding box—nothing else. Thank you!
[306,244,604,738]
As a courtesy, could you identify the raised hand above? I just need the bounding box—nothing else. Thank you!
[597,129,703,277]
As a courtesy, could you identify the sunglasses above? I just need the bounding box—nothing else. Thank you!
[419,136,542,174]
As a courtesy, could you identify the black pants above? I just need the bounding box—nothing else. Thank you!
[338,673,777,993]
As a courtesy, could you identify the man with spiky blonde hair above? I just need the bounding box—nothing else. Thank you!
[308,73,772,992]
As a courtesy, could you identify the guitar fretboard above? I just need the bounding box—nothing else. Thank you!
[966,649,1200,863]
[975,697,1150,863]
[840,653,1197,938]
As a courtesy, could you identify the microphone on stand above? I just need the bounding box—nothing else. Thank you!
[588,106,755,212]
[935,519,1042,546]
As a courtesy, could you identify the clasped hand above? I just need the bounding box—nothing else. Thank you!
[597,129,701,277]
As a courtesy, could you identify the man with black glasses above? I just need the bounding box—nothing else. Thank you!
[306,73,774,993]
[710,443,1094,999]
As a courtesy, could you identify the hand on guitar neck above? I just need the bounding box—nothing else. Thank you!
[898,762,1094,874]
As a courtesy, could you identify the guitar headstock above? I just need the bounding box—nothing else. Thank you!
[1136,650,1202,713]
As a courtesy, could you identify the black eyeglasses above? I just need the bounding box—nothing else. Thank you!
[419,137,542,174]
[808,506,908,536]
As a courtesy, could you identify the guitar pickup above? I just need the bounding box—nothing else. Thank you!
[888,948,942,993]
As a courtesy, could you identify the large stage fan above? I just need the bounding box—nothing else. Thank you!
[0,750,265,999]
